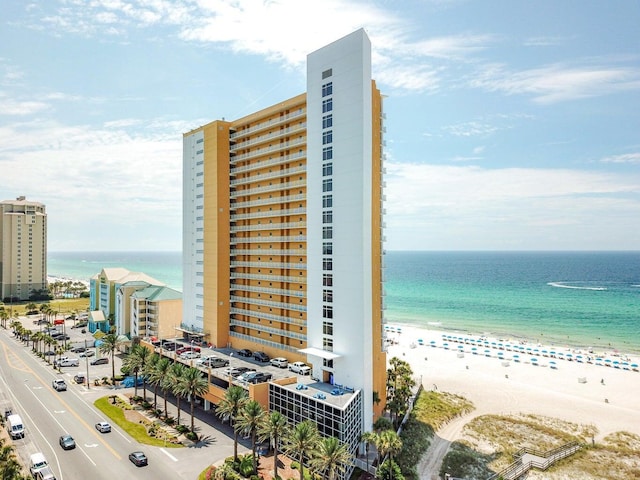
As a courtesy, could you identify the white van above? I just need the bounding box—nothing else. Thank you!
[35,466,56,480]
[7,414,24,439]
[29,452,48,475]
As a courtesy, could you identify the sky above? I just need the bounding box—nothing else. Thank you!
[1,0,639,252]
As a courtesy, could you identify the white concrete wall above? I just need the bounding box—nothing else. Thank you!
[306,29,374,427]
[182,130,205,332]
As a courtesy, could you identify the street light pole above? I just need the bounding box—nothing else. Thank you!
[85,339,90,389]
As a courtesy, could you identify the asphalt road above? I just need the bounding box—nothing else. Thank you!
[0,320,239,480]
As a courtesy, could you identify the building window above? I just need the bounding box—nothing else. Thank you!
[323,321,334,335]
[323,337,334,350]
[322,114,333,129]
[322,179,332,192]
[322,98,333,113]
[323,242,333,255]
[322,211,332,224]
[323,358,334,368]
[322,163,333,176]
[323,290,333,303]
[322,194,332,208]
[322,68,333,79]
[322,82,333,97]
[322,227,332,239]
[322,146,333,161]
[322,130,333,145]
[323,258,333,271]
[322,305,333,319]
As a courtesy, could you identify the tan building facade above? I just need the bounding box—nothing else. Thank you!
[182,29,387,437]
[0,196,47,301]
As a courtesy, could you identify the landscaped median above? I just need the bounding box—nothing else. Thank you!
[94,395,184,447]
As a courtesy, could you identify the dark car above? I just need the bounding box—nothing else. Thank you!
[70,346,86,353]
[91,357,109,365]
[253,351,270,362]
[240,371,273,384]
[225,366,255,377]
[128,451,148,467]
[59,434,76,450]
[237,348,252,357]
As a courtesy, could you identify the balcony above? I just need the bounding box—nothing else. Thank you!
[230,179,306,199]
[230,108,306,140]
[230,164,306,187]
[230,221,306,234]
[230,122,306,152]
[230,139,306,164]
[229,307,306,327]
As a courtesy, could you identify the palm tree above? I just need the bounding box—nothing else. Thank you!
[122,345,146,398]
[144,354,160,405]
[98,333,125,383]
[148,357,172,410]
[167,362,187,425]
[234,400,266,474]
[311,437,354,480]
[284,420,320,480]
[361,431,377,472]
[216,385,249,461]
[376,430,402,479]
[258,411,288,480]
[0,309,9,329]
[156,358,174,417]
[177,366,209,433]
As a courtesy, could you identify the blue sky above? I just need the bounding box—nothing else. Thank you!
[1,0,639,251]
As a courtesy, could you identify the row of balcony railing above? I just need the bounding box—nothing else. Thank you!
[230,272,307,284]
[229,318,306,341]
[230,123,306,152]
[230,179,306,199]
[230,260,307,270]
[230,235,307,244]
[229,108,306,141]
[229,307,306,326]
[230,283,305,298]
[230,164,306,187]
[230,221,306,234]
[230,151,306,176]
[230,294,306,312]
[230,137,306,164]
[230,193,306,210]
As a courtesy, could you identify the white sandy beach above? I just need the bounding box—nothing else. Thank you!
[385,324,640,440]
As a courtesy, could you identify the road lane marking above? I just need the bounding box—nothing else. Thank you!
[160,448,178,462]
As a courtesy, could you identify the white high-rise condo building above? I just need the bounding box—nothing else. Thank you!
[182,29,387,468]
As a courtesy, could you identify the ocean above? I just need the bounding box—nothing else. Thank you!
[48,251,640,355]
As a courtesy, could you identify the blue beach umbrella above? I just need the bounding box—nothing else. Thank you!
[513,354,520,362]
[443,342,449,349]
[457,345,464,350]
[484,349,491,356]
[631,363,639,371]
[531,357,538,364]
[471,347,478,354]
[550,360,557,369]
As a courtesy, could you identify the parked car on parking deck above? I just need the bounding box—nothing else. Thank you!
[79,350,95,357]
[197,356,229,368]
[237,348,252,357]
[179,351,201,360]
[90,357,108,365]
[253,351,270,362]
[238,371,273,384]
[289,361,311,375]
[224,366,255,377]
[270,357,288,368]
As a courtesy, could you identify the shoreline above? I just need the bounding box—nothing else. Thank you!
[386,323,640,439]
[388,316,640,358]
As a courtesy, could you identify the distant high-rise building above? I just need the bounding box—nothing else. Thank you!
[182,29,386,463]
[0,196,47,302]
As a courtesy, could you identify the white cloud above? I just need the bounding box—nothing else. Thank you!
[601,152,640,164]
[383,162,640,250]
[470,61,640,104]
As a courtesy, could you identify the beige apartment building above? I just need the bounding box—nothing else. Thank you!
[0,196,47,301]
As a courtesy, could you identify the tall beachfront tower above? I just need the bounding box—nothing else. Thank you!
[183,29,386,429]
[0,196,47,302]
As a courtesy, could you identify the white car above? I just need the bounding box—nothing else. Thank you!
[270,357,288,368]
[95,421,111,433]
[79,350,95,357]
[288,361,311,375]
[180,351,201,360]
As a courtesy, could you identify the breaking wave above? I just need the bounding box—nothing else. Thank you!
[547,282,607,291]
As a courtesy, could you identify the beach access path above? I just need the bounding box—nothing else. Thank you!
[385,325,640,480]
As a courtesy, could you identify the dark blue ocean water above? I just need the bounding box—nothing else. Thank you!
[48,251,640,354]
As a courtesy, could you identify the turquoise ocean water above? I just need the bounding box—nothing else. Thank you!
[48,251,640,355]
